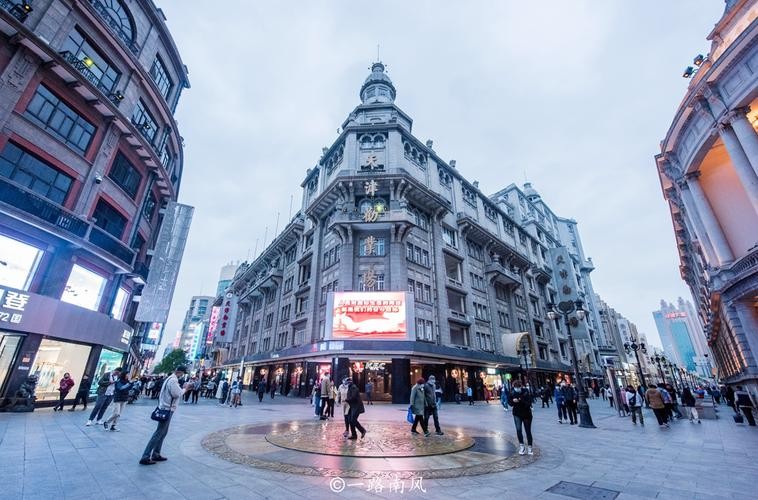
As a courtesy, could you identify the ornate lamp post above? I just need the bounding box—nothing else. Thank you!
[650,354,666,384]
[547,299,595,428]
[519,344,533,391]
[623,336,647,389]
[667,361,680,391]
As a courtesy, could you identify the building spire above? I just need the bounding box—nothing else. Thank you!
[360,60,396,104]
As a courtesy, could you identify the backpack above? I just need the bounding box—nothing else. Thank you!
[629,393,637,407]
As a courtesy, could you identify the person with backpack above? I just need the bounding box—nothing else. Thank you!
[625,385,644,425]
[103,372,133,431]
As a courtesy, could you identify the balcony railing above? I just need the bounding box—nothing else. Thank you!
[0,0,31,23]
[88,225,135,265]
[0,177,89,237]
[58,51,122,107]
[87,0,139,55]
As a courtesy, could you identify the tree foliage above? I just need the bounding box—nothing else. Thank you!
[152,348,188,375]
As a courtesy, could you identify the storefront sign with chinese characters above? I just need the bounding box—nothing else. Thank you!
[0,288,30,324]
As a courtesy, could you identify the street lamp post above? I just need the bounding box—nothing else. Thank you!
[547,299,595,429]
[519,344,532,391]
[650,354,666,384]
[668,362,680,391]
[623,337,647,389]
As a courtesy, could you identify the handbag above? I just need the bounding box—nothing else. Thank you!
[406,406,414,424]
[733,413,744,424]
[151,406,171,422]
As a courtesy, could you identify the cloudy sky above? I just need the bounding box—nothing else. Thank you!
[157,0,725,353]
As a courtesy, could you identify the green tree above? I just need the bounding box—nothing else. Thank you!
[152,348,188,374]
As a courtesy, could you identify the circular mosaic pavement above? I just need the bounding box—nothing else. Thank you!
[265,421,475,457]
[202,420,539,478]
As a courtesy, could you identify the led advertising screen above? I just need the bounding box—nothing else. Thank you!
[329,292,410,340]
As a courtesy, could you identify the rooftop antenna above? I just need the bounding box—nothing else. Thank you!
[253,238,259,259]
[288,194,294,220]
[263,226,268,248]
[274,211,280,236]
[377,43,380,61]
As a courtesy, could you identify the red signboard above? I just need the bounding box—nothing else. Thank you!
[331,292,407,340]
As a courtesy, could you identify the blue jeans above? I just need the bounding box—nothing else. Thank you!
[314,394,321,416]
[88,394,113,421]
[513,414,533,445]
[143,411,173,459]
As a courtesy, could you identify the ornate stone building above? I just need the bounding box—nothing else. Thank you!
[656,0,758,391]
[0,0,188,408]
[217,62,607,402]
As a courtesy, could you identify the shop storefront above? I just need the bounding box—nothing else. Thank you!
[0,285,130,411]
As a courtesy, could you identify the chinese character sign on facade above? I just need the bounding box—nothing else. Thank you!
[0,287,30,324]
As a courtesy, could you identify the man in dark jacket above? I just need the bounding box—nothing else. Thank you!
[69,374,92,411]
[562,382,578,425]
[423,375,443,435]
[346,378,366,440]
[86,367,121,426]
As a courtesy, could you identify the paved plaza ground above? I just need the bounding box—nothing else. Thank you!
[0,394,756,500]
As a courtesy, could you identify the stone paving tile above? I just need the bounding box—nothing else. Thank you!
[4,397,758,499]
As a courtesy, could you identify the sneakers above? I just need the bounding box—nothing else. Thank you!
[139,458,156,465]
[527,446,533,456]
[85,420,92,427]
[697,420,701,424]
[360,430,366,439]
[558,419,563,424]
[342,431,349,438]
[424,432,431,437]
[109,427,119,432]
[518,444,526,455]
[151,455,167,461]
[103,422,109,430]
[435,431,444,436]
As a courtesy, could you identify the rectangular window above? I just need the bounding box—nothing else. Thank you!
[110,287,128,320]
[497,310,510,328]
[264,313,274,329]
[442,227,457,248]
[359,273,385,291]
[31,339,91,401]
[62,29,121,93]
[149,56,173,99]
[25,84,96,154]
[284,276,294,293]
[0,234,43,290]
[131,100,158,144]
[450,324,470,346]
[407,279,415,295]
[143,192,157,223]
[284,245,297,265]
[0,142,73,205]
[108,152,142,199]
[252,320,260,333]
[92,199,127,239]
[359,237,385,256]
[424,284,431,303]
[61,264,106,311]
[280,304,290,321]
[296,296,309,315]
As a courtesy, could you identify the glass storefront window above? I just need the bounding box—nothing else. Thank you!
[90,348,124,396]
[0,333,23,395]
[110,287,128,320]
[61,264,106,311]
[31,339,91,401]
[0,234,43,290]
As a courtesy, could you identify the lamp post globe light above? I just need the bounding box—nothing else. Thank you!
[650,354,667,384]
[519,344,532,390]
[623,336,648,389]
[547,299,596,429]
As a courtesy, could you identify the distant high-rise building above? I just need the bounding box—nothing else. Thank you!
[179,296,213,362]
[653,298,711,376]
[216,262,239,296]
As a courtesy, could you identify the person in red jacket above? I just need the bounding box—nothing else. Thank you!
[53,373,75,411]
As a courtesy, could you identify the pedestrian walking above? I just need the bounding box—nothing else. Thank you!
[53,372,75,411]
[424,375,443,435]
[680,387,700,424]
[191,377,201,404]
[312,379,322,417]
[140,366,188,465]
[338,378,351,437]
[734,386,756,426]
[319,374,333,419]
[605,385,614,408]
[554,384,567,423]
[257,379,266,402]
[712,386,722,405]
[86,367,121,426]
[508,380,534,455]
[500,385,510,412]
[229,377,242,408]
[467,385,474,405]
[69,375,92,411]
[218,379,229,405]
[365,379,374,406]
[269,380,277,399]
[205,380,216,398]
[103,372,132,431]
[435,379,443,409]
[645,384,669,428]
[563,382,578,425]
[409,378,429,436]
[658,384,675,422]
[346,378,366,440]
[625,385,644,425]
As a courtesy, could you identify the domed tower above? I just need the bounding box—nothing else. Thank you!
[523,182,541,203]
[359,62,396,104]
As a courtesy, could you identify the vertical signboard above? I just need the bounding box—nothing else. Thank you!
[548,246,589,340]
[135,202,194,323]
[216,293,238,343]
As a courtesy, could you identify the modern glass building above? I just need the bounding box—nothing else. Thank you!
[0,0,188,409]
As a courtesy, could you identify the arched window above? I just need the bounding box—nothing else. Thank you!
[100,0,135,42]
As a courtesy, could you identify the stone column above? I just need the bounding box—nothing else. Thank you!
[686,173,734,264]
[390,358,411,404]
[677,181,718,264]
[717,120,758,213]
[725,108,758,176]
